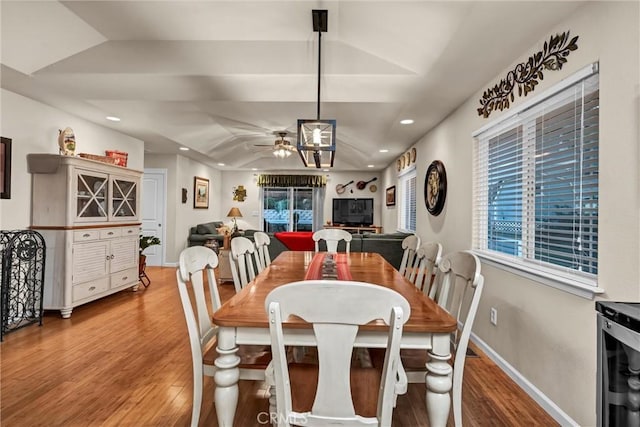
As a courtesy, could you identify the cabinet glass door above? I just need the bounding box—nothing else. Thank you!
[111,177,138,220]
[76,170,108,221]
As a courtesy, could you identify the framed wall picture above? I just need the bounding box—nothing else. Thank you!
[385,185,396,206]
[193,176,209,209]
[1,137,12,199]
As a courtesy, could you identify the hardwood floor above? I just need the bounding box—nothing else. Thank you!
[1,267,557,426]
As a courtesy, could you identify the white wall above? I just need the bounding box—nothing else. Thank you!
[0,89,144,230]
[220,170,384,232]
[144,153,222,264]
[380,3,640,425]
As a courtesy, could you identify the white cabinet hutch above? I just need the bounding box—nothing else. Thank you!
[27,154,142,318]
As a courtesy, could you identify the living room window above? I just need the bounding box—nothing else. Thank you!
[472,64,599,292]
[398,167,417,232]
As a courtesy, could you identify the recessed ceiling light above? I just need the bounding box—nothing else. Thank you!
[105,116,121,122]
[323,169,329,172]
[251,168,258,171]
[379,149,389,153]
[367,164,374,168]
[179,147,189,151]
[217,163,225,166]
[400,119,414,125]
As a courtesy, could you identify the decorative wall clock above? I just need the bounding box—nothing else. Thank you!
[424,160,447,216]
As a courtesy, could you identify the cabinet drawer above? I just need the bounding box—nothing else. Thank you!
[120,226,139,238]
[100,228,122,239]
[73,230,100,242]
[73,277,109,302]
[110,267,138,289]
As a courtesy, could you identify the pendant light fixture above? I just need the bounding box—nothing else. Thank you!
[297,9,336,169]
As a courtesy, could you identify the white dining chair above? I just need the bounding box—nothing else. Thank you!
[312,228,352,253]
[176,246,271,427]
[378,250,484,427]
[398,234,421,278]
[253,231,272,272]
[408,242,443,293]
[229,236,262,292]
[265,280,410,426]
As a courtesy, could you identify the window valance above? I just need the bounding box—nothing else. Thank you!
[257,174,326,188]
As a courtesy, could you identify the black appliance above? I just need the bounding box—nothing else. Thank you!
[596,301,640,426]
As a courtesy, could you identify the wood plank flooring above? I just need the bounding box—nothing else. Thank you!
[1,267,557,426]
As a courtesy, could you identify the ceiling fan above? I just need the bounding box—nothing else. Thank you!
[254,131,298,158]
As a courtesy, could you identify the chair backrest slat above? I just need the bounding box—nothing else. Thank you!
[230,236,262,292]
[409,241,442,293]
[398,235,420,278]
[312,229,352,253]
[253,231,272,271]
[266,280,410,426]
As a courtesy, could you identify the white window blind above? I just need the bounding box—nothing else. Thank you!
[399,168,417,232]
[473,69,599,282]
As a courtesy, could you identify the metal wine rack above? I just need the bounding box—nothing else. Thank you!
[0,230,46,341]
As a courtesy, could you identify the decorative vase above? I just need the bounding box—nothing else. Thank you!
[58,127,76,156]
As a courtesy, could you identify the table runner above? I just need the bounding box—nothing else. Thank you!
[304,252,353,280]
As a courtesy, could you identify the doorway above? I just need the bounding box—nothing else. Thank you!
[141,169,167,266]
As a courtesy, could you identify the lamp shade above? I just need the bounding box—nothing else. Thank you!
[226,207,243,218]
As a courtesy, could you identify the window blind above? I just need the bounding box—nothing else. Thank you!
[399,169,417,232]
[473,70,599,279]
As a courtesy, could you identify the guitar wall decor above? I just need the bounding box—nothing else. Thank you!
[356,177,377,190]
[336,180,354,194]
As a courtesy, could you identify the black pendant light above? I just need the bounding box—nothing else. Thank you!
[297,9,336,169]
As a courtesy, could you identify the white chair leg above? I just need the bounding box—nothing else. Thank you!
[191,367,203,427]
[452,367,464,427]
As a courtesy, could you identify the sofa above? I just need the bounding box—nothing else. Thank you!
[188,221,226,247]
[243,230,411,270]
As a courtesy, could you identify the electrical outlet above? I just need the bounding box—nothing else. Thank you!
[490,307,498,326]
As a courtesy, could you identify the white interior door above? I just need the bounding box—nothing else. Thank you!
[141,169,166,266]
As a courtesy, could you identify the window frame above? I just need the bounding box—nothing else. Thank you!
[397,166,417,233]
[471,63,604,299]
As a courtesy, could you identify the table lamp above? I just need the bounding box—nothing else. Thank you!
[227,207,243,233]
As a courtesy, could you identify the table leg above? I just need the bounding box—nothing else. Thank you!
[214,327,240,427]
[426,332,453,427]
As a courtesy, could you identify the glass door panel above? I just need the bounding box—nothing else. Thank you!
[76,170,108,221]
[262,187,314,232]
[292,188,313,231]
[111,177,138,219]
[263,188,290,232]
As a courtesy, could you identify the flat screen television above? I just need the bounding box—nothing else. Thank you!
[332,198,374,227]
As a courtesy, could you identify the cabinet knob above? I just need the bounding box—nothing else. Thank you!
[107,231,114,235]
[111,254,115,259]
[122,276,128,280]
[83,233,90,238]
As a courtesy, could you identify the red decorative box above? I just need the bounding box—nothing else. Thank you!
[105,150,128,167]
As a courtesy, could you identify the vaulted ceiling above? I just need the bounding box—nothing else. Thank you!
[1,1,584,171]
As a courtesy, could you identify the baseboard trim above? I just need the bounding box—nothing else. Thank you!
[162,262,178,268]
[470,333,579,426]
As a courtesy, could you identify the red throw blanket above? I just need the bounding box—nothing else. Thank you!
[274,231,315,251]
[304,253,353,280]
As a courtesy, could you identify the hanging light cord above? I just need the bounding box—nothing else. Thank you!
[316,30,322,120]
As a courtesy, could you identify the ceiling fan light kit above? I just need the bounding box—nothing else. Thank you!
[297,9,336,169]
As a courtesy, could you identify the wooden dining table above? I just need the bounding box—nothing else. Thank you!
[212,251,457,427]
